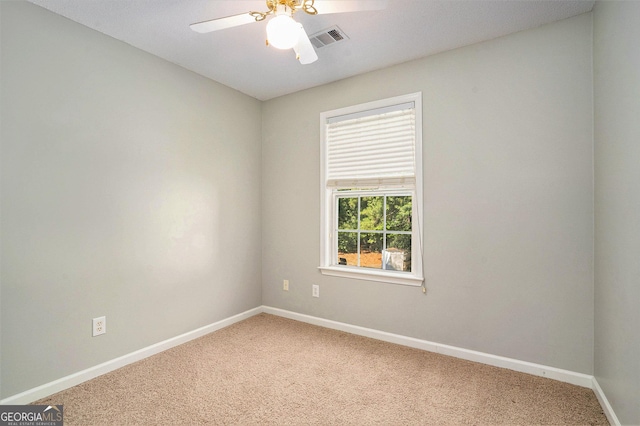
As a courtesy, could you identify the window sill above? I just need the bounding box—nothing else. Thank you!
[318,266,423,287]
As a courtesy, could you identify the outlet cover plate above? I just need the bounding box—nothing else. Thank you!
[312,285,319,298]
[93,316,106,336]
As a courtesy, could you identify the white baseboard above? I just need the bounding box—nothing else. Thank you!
[3,304,618,426]
[592,377,622,426]
[0,306,262,405]
[262,306,595,388]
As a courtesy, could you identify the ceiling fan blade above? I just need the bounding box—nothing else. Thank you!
[190,13,256,33]
[313,0,388,15]
[294,25,318,65]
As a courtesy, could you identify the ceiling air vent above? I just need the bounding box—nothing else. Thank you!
[308,26,349,49]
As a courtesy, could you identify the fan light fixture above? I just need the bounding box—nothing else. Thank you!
[266,14,300,50]
[190,0,389,64]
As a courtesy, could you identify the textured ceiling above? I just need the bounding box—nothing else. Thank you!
[26,0,595,101]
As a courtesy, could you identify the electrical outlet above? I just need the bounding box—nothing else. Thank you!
[92,316,106,337]
[283,279,289,291]
[312,284,319,298]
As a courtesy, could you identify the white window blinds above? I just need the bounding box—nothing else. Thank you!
[325,102,416,188]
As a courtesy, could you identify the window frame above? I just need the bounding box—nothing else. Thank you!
[319,93,424,286]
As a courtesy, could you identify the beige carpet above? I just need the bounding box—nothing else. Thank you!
[36,313,608,425]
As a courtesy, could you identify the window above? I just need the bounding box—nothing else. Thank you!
[319,93,423,286]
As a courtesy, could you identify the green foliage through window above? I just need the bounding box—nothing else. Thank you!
[336,194,412,271]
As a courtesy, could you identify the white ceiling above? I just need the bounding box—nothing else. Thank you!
[26,0,595,101]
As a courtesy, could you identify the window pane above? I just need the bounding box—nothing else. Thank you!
[338,197,358,230]
[337,232,358,266]
[360,233,383,269]
[360,197,384,231]
[386,196,412,232]
[385,234,412,272]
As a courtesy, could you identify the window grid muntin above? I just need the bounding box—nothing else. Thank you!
[334,189,412,272]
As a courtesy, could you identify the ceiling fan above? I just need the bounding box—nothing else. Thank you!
[190,0,387,64]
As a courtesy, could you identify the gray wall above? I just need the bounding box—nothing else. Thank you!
[593,2,640,425]
[262,14,594,374]
[0,2,262,398]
